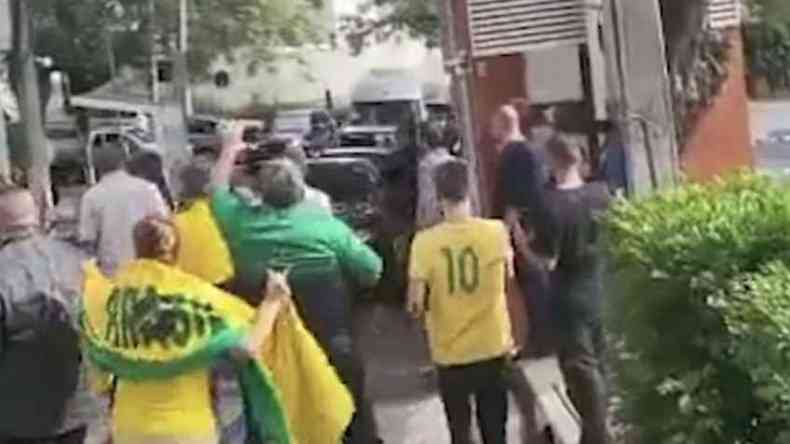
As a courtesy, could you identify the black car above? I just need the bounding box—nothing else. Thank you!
[305,157,382,242]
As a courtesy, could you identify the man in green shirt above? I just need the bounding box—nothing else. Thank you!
[211,125,383,444]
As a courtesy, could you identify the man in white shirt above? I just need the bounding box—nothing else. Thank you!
[79,144,169,276]
[416,145,453,230]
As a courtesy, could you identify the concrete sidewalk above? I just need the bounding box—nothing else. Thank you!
[356,303,580,444]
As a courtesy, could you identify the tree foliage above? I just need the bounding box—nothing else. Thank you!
[605,173,790,443]
[31,0,326,95]
[745,0,790,94]
[340,0,440,55]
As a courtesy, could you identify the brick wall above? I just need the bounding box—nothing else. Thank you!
[680,29,754,181]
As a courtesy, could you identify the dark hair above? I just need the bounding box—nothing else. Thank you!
[93,143,127,175]
[546,134,582,168]
[179,162,211,200]
[133,215,180,261]
[127,151,164,180]
[434,158,470,203]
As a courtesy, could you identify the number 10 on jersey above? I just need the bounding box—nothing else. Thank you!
[440,246,480,294]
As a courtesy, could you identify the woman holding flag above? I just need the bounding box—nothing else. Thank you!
[81,216,355,444]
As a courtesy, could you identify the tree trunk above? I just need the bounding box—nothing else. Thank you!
[10,0,52,226]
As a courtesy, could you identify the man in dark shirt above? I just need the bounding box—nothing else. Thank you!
[543,134,611,444]
[493,105,554,357]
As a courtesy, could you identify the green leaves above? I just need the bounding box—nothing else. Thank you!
[32,0,326,94]
[340,0,441,55]
[604,172,790,443]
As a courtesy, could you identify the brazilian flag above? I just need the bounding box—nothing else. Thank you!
[81,259,354,444]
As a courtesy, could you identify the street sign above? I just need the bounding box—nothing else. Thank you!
[0,0,10,51]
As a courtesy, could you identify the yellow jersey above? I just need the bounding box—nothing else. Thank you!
[113,199,231,440]
[113,373,217,439]
[409,217,514,366]
[174,198,234,285]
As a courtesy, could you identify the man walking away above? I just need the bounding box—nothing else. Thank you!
[415,130,454,231]
[0,186,97,444]
[408,159,514,444]
[544,135,611,444]
[79,144,169,276]
[127,151,175,210]
[493,105,554,358]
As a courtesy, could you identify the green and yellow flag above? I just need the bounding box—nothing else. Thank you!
[81,259,354,444]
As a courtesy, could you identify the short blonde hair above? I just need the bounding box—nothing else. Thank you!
[254,158,306,208]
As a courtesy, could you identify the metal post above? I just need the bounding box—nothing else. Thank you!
[585,0,607,121]
[439,0,483,215]
[179,0,192,116]
[149,0,159,104]
[0,91,8,181]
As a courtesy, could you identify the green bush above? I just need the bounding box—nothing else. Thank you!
[603,173,790,443]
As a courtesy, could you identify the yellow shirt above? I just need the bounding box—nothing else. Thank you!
[409,218,514,366]
[112,200,231,440]
[113,372,217,439]
[174,199,235,285]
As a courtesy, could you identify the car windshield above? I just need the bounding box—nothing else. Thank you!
[339,131,397,148]
[353,101,415,126]
[274,114,311,133]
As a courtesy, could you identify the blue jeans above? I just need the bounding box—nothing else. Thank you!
[213,361,246,444]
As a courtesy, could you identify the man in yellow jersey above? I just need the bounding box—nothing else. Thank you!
[408,159,514,444]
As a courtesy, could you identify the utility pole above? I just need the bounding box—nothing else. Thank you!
[438,0,483,215]
[10,0,52,224]
[148,0,159,104]
[162,0,192,198]
[0,0,12,181]
[602,0,678,195]
[177,0,192,117]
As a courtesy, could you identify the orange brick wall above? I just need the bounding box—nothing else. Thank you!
[681,29,754,181]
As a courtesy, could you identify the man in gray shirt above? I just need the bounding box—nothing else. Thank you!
[0,186,97,444]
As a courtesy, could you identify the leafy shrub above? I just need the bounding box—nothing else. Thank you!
[603,173,790,443]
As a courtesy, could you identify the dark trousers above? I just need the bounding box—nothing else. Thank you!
[515,261,553,357]
[291,276,379,444]
[0,427,87,444]
[552,271,609,444]
[437,357,509,444]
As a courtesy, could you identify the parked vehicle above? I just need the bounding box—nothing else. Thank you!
[47,123,83,163]
[272,109,313,142]
[271,109,337,157]
[305,157,382,243]
[351,69,427,128]
[187,114,225,152]
[50,126,159,187]
[338,124,398,149]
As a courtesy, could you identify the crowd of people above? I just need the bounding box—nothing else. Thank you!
[0,98,620,444]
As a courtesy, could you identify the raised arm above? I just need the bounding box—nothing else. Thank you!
[211,123,247,191]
